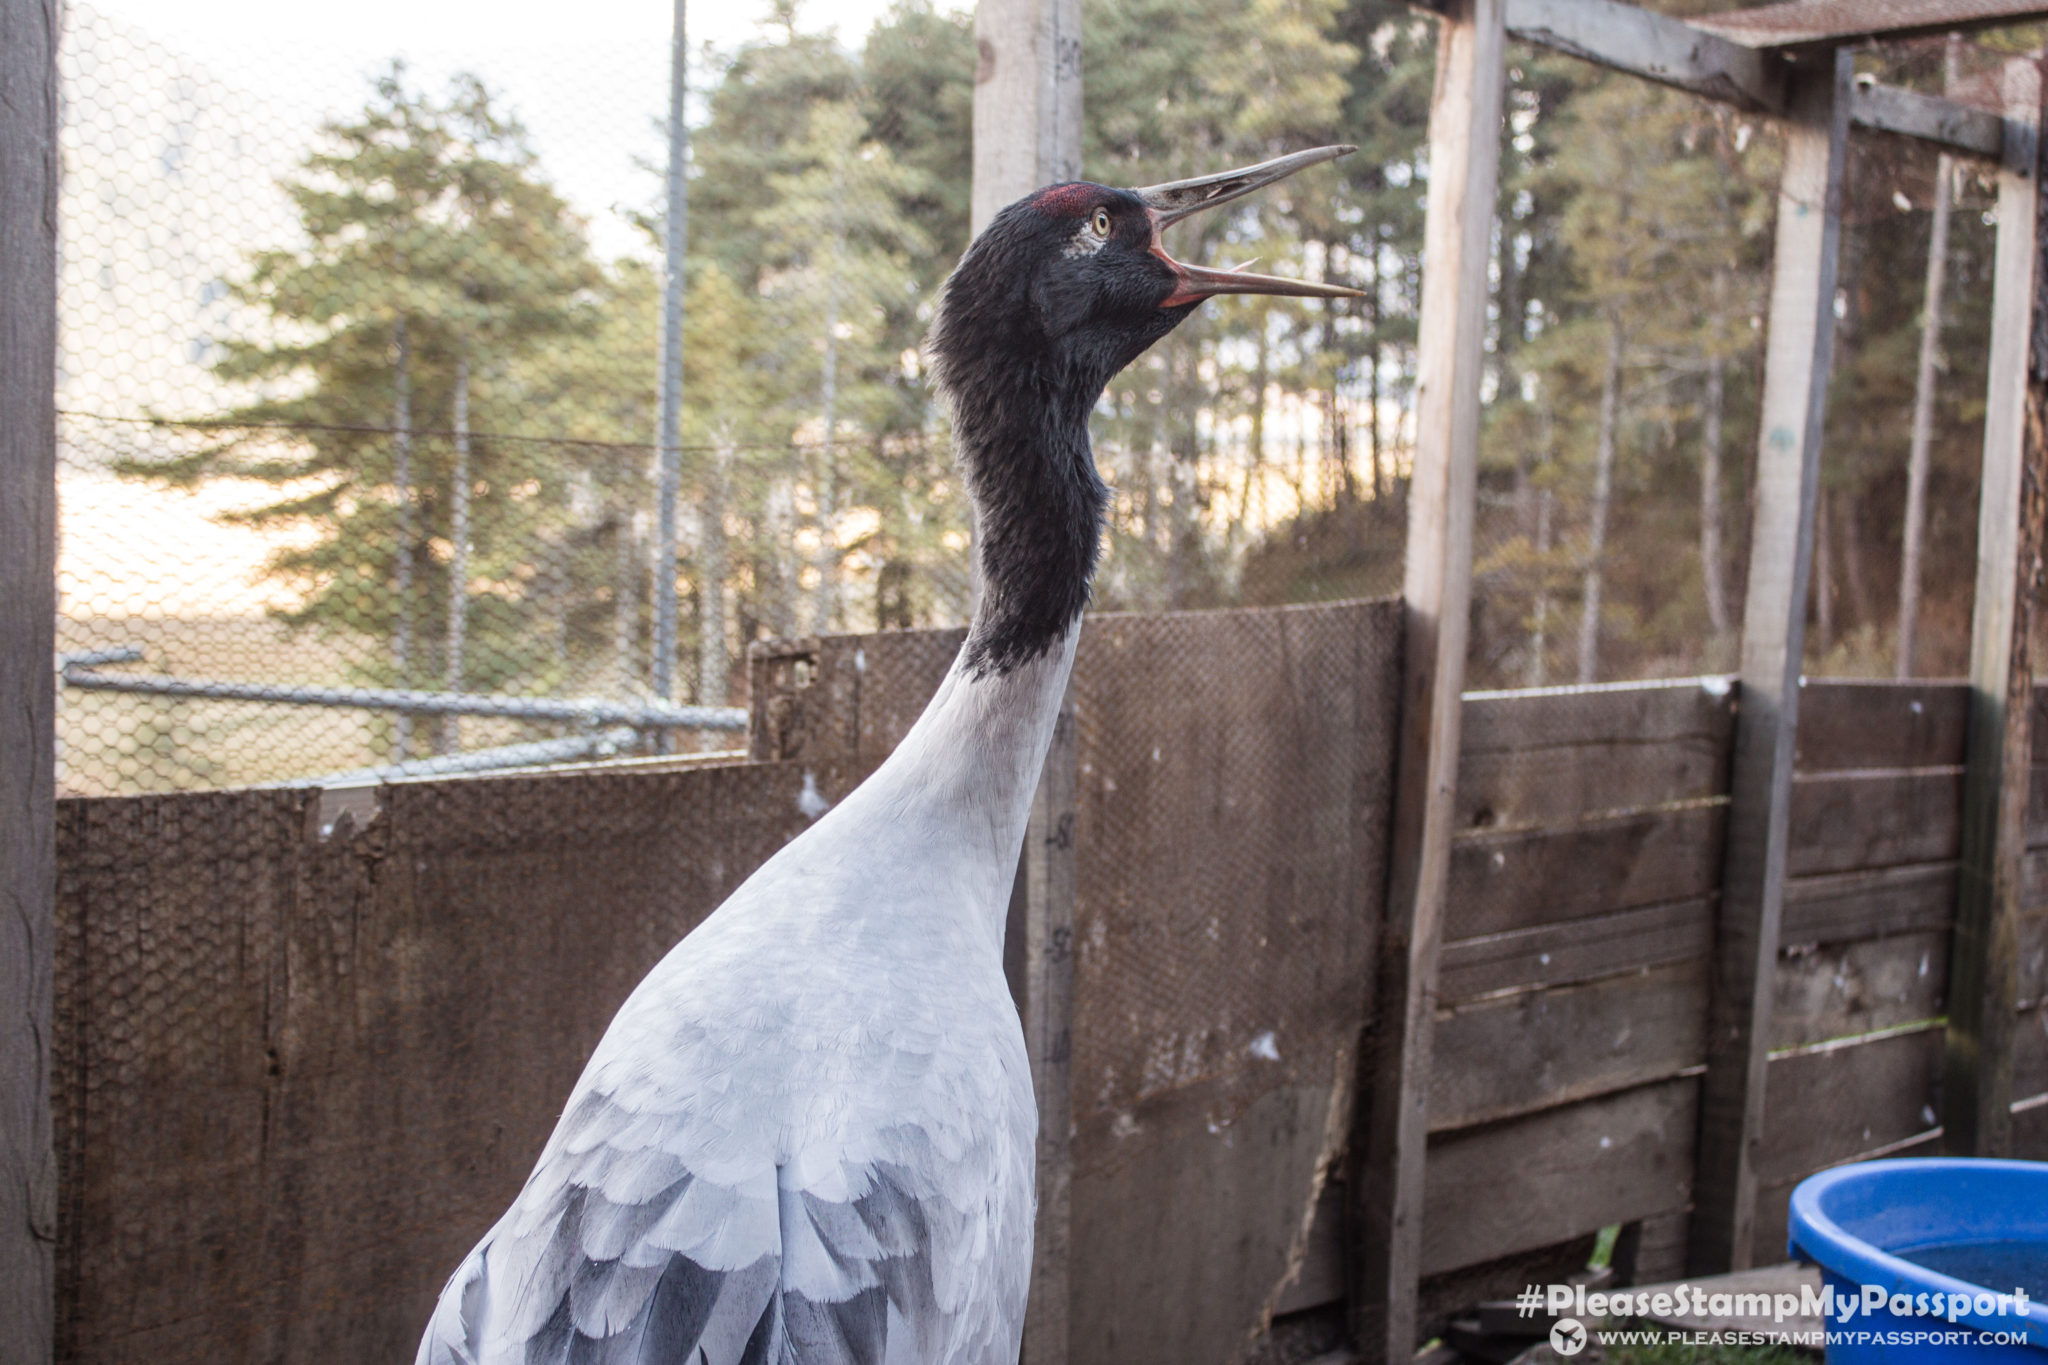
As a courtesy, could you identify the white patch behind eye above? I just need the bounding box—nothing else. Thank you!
[1062,222,1109,259]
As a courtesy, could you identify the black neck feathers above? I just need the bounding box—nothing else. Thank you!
[928,191,1191,678]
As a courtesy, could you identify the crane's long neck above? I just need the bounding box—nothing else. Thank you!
[824,392,1102,939]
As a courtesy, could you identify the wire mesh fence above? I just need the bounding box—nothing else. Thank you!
[56,0,2018,796]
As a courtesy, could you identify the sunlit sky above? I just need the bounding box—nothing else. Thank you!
[92,0,971,258]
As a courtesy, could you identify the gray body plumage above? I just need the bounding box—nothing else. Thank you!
[416,632,1075,1364]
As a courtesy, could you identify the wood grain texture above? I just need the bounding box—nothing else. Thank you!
[1759,1026,1944,1185]
[1421,1078,1696,1277]
[52,764,815,1365]
[1944,56,2045,1159]
[1692,51,1850,1277]
[1015,704,1076,1365]
[1794,680,1969,772]
[1,0,60,1357]
[1503,0,1788,112]
[1781,861,1957,945]
[1455,680,1733,830]
[1447,804,1725,940]
[1428,958,1709,1131]
[1770,931,1949,1050]
[1786,768,1965,877]
[1069,602,1400,1365]
[1438,897,1713,1001]
[1852,80,2006,160]
[1351,1,1502,1354]
[2015,1002,2048,1100]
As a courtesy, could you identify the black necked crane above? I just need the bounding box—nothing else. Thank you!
[417,144,1360,1365]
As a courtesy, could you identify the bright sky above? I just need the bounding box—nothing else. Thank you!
[92,0,970,258]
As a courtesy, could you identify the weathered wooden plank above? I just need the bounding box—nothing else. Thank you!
[1448,804,1725,940]
[1794,680,1969,773]
[1,0,59,1355]
[1692,51,1850,1278]
[2013,1095,2048,1161]
[1417,1233,1603,1339]
[1751,1130,1946,1266]
[1503,0,1787,113]
[1852,80,2006,161]
[971,0,1081,235]
[1771,931,1950,1051]
[1759,1026,1944,1186]
[1422,1078,1696,1277]
[1013,702,1077,1365]
[1946,57,2044,1161]
[1068,601,1400,1365]
[1786,768,1964,878]
[1781,861,1957,945]
[2016,1003,2048,1100]
[1429,958,1709,1131]
[1694,0,2048,52]
[53,765,817,1364]
[1352,0,1503,1353]
[1071,1082,1353,1365]
[1455,681,1733,830]
[1273,1179,1347,1315]
[1438,897,1712,1001]
[2020,910,2047,1008]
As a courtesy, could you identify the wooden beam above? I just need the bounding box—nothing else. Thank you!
[1695,0,2048,53]
[1494,0,2006,160]
[0,0,59,1357]
[1006,700,1076,1365]
[1350,0,1503,1357]
[1853,80,2006,161]
[1688,51,1851,1278]
[1943,56,2046,1159]
[970,0,1082,235]
[1504,0,1788,113]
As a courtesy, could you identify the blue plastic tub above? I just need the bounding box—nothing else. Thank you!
[1789,1158,2048,1362]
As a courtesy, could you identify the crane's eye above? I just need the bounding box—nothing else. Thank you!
[1091,208,1112,237]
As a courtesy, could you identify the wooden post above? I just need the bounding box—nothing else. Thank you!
[0,0,60,1358]
[1943,56,2045,1159]
[1005,701,1076,1365]
[1350,0,1502,1356]
[970,0,1082,235]
[1689,50,1850,1277]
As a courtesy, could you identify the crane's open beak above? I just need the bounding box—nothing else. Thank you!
[1135,145,1365,308]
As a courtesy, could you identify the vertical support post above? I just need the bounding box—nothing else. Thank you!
[1943,56,2044,1159]
[1690,51,1850,1276]
[970,0,1082,236]
[1349,0,1502,1356]
[1005,699,1076,1365]
[970,0,1080,613]
[651,0,690,712]
[0,0,59,1357]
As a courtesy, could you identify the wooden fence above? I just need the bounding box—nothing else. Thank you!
[46,598,2048,1363]
[50,599,1403,1365]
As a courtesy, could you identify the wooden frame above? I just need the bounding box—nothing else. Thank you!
[1350,0,1504,1357]
[1690,51,1853,1275]
[1365,0,2048,1345]
[1943,56,2046,1158]
[1,0,60,1357]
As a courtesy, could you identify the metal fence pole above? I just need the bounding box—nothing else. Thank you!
[651,0,691,711]
[0,0,59,1356]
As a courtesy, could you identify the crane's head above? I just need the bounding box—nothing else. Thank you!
[930,145,1363,407]
[932,146,1362,677]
